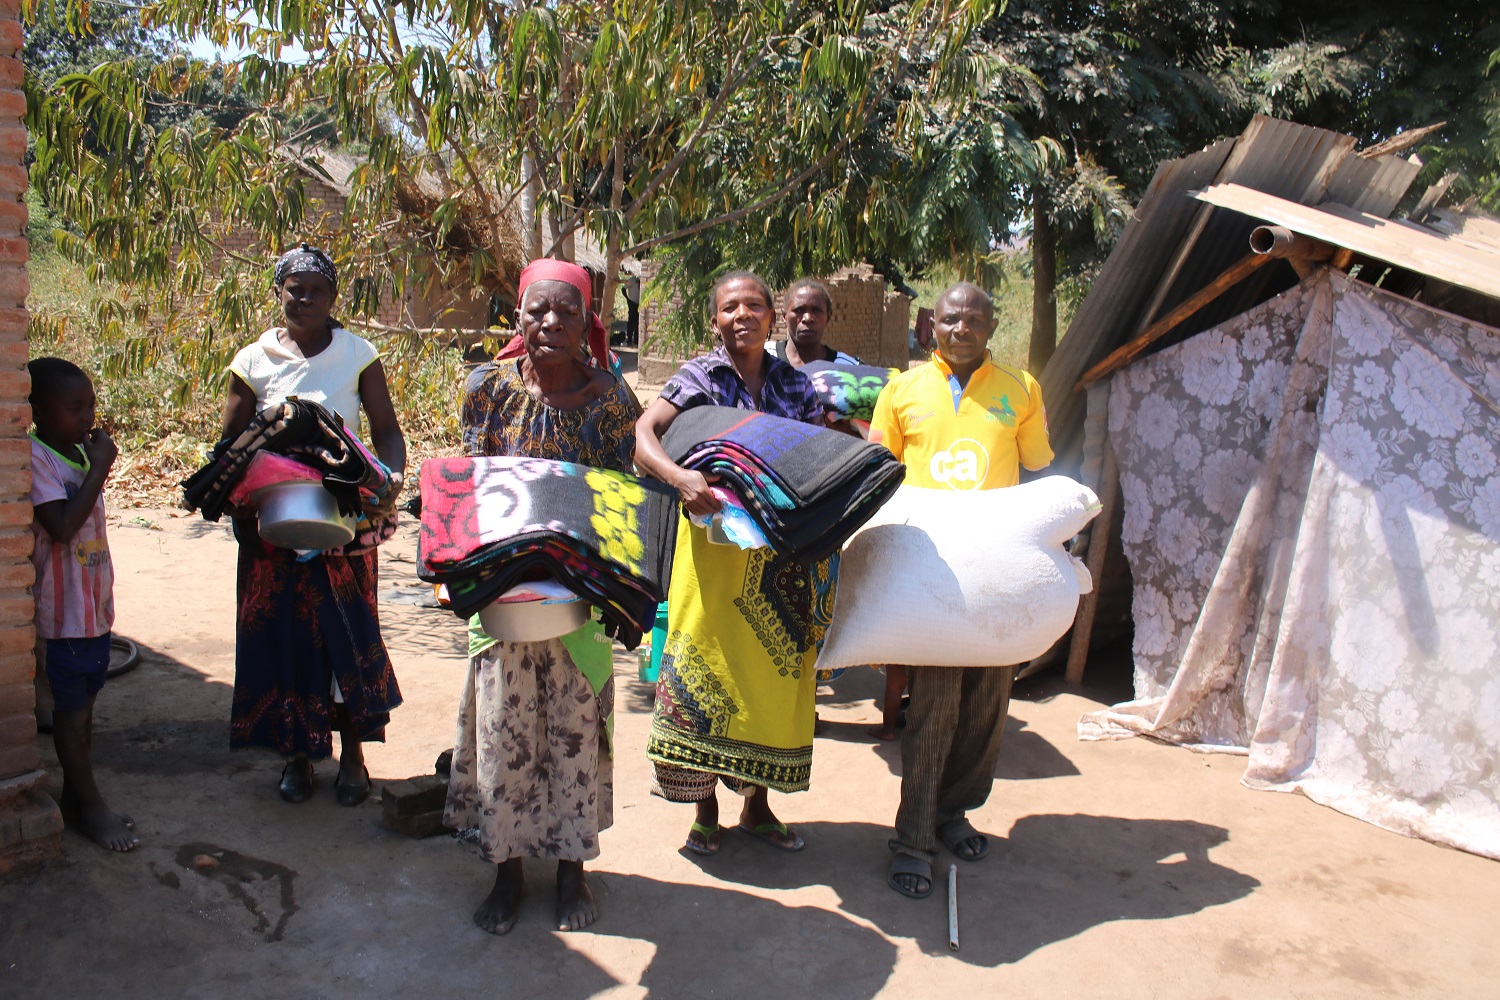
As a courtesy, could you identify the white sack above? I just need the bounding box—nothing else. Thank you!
[816,476,1100,671]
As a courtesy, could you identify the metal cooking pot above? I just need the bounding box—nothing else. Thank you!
[255,481,356,550]
[477,597,588,643]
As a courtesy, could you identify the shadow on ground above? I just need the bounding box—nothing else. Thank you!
[690,817,1258,966]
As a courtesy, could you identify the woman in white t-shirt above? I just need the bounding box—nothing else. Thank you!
[220,244,407,808]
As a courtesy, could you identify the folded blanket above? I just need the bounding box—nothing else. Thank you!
[661,405,906,562]
[182,398,393,521]
[415,456,679,637]
[801,361,899,423]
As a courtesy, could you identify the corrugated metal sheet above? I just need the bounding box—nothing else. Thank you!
[1427,207,1500,253]
[1131,117,1355,351]
[1193,184,1500,300]
[1323,153,1422,216]
[1037,138,1236,475]
[1040,116,1427,476]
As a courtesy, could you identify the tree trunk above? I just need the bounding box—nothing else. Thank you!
[1030,183,1058,376]
[556,39,576,263]
[598,138,626,327]
[520,154,541,260]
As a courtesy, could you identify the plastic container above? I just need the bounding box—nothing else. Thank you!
[639,602,669,683]
[477,597,588,642]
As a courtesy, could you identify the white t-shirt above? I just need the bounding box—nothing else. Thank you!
[229,326,380,438]
[30,434,114,639]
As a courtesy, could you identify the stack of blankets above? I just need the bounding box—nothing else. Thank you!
[181,398,395,521]
[415,456,679,639]
[801,361,898,425]
[661,405,906,562]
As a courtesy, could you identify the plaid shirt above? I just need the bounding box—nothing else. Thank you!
[660,345,821,424]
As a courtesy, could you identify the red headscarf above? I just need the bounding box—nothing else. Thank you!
[496,258,610,369]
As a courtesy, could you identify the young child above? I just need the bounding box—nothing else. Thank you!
[28,357,136,852]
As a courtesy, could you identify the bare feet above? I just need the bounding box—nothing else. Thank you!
[474,858,525,935]
[867,724,899,741]
[61,788,134,830]
[79,801,139,852]
[555,861,598,931]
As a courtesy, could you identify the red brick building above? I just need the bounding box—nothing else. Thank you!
[0,0,63,875]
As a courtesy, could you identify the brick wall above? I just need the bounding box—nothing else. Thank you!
[637,263,911,389]
[0,0,63,875]
[880,287,913,366]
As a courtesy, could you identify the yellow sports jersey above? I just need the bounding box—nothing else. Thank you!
[869,354,1052,490]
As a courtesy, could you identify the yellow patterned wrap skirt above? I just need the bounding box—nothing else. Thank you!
[646,512,832,799]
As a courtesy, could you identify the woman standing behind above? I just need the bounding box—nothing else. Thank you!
[768,278,862,367]
[444,259,640,936]
[221,244,406,807]
[635,271,825,856]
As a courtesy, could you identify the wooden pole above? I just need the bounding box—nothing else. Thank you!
[1076,252,1273,389]
[1065,434,1119,685]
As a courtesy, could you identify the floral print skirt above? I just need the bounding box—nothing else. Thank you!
[444,639,613,862]
[230,521,400,760]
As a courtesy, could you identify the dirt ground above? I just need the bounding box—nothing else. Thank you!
[1,510,1497,1000]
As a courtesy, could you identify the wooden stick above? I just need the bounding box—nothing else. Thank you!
[1065,434,1119,685]
[1076,252,1274,389]
[947,864,960,952]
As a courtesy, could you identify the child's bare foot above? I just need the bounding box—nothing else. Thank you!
[474,858,525,935]
[867,724,899,741]
[555,861,598,931]
[80,802,138,852]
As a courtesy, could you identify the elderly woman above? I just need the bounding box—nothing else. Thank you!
[634,271,827,855]
[221,244,407,806]
[443,259,640,936]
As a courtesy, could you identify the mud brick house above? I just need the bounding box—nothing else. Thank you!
[220,149,500,332]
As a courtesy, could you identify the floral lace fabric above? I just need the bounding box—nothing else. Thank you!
[1081,269,1500,859]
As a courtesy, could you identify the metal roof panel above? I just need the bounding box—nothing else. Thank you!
[1194,184,1500,301]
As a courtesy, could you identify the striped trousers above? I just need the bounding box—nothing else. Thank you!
[889,665,1015,862]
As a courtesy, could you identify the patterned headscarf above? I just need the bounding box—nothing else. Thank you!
[274,243,338,291]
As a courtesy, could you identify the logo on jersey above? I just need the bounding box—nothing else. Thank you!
[930,438,990,490]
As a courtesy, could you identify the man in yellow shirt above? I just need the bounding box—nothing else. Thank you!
[869,281,1053,898]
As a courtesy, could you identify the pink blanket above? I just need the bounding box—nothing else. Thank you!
[227,452,326,506]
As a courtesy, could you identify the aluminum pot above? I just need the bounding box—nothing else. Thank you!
[255,481,356,550]
[477,598,588,643]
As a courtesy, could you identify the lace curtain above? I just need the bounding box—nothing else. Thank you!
[1081,269,1500,860]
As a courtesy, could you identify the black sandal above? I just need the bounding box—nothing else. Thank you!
[335,764,371,807]
[279,758,313,804]
[887,854,933,899]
